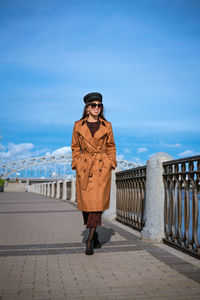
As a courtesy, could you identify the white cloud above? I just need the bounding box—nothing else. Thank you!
[0,144,6,151]
[113,153,145,165]
[0,143,34,161]
[161,142,181,148]
[51,146,71,156]
[131,157,146,166]
[178,150,200,158]
[34,148,49,157]
[124,148,131,153]
[148,153,156,158]
[0,143,73,162]
[137,147,148,153]
[116,154,124,161]
[0,152,10,159]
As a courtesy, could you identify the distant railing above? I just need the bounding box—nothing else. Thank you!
[115,166,146,231]
[28,180,75,202]
[163,155,200,257]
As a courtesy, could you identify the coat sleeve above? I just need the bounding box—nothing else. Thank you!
[106,123,117,169]
[71,122,81,170]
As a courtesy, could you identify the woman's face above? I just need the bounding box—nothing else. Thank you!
[87,100,103,117]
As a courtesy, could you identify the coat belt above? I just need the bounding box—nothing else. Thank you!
[81,149,107,154]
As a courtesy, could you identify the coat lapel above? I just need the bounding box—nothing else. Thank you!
[77,117,108,149]
[93,121,108,142]
[78,121,96,148]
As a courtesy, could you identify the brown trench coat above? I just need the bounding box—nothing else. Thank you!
[71,116,117,212]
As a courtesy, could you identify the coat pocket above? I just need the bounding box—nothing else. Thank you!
[76,156,84,173]
[104,154,113,170]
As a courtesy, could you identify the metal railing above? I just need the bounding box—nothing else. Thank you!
[115,166,146,231]
[163,155,200,257]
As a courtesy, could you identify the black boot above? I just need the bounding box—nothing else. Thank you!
[85,240,94,255]
[85,227,96,255]
[93,231,101,249]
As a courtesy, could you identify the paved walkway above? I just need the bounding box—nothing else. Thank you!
[0,192,200,300]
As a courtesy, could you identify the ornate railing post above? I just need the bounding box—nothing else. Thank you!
[39,183,42,194]
[45,183,48,195]
[41,183,44,195]
[103,168,120,221]
[42,183,45,195]
[51,182,55,198]
[56,181,60,199]
[62,180,67,201]
[60,181,63,199]
[25,179,29,192]
[47,182,50,197]
[141,152,172,241]
[28,184,31,193]
[70,177,76,202]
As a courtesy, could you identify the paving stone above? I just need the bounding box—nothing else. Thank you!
[0,192,200,299]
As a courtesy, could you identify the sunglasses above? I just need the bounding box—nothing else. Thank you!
[89,103,103,109]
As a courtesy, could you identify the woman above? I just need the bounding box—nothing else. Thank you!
[71,92,117,255]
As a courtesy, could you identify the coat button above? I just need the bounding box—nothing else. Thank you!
[84,147,87,151]
[99,159,102,162]
[83,170,86,173]
[85,158,87,162]
[99,169,102,172]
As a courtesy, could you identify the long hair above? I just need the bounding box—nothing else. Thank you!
[80,103,107,121]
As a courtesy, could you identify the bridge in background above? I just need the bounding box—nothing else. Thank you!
[0,153,138,179]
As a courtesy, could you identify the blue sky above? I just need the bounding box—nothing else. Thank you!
[0,0,200,165]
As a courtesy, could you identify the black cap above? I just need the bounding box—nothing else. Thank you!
[83,92,103,104]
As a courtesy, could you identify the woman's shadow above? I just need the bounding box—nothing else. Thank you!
[81,226,115,246]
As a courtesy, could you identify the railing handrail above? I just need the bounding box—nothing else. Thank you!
[115,165,146,175]
[163,155,200,166]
